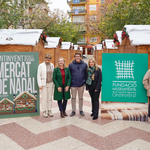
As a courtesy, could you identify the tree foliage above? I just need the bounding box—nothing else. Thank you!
[0,0,45,28]
[88,0,150,39]
[0,1,82,43]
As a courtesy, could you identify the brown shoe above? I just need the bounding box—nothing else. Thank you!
[63,111,68,116]
[60,111,64,118]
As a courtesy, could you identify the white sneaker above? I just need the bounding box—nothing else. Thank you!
[48,110,53,117]
[43,111,48,118]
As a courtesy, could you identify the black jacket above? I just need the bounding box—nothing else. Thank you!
[69,60,87,87]
[86,68,102,91]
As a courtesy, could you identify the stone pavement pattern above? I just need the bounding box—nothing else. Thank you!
[0,89,150,150]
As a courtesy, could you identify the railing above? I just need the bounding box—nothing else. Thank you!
[67,9,86,13]
[101,0,105,4]
[77,41,87,45]
[73,21,86,24]
[79,31,86,34]
[67,0,86,3]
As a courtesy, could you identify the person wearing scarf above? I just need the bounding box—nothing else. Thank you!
[143,69,150,122]
[86,58,102,120]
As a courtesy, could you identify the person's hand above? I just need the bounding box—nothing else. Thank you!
[58,87,62,92]
[39,86,43,89]
[95,90,98,92]
[65,86,69,92]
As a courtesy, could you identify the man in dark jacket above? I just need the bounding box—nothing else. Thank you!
[69,53,87,116]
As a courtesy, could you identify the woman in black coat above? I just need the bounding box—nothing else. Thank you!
[86,58,102,120]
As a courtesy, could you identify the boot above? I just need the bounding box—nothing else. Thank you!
[60,111,64,118]
[63,111,68,116]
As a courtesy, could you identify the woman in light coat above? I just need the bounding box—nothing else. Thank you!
[37,54,54,118]
[143,69,150,122]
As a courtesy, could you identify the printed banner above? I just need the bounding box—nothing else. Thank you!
[75,9,79,15]
[0,52,39,118]
[73,0,80,3]
[102,53,148,103]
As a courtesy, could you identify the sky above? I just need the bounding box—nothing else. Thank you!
[46,0,70,14]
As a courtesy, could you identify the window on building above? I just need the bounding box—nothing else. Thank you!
[72,6,85,11]
[89,5,96,10]
[90,15,97,21]
[90,37,97,42]
[101,0,105,4]
[73,16,85,23]
[77,37,86,44]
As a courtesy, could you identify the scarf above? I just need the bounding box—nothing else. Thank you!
[86,66,95,85]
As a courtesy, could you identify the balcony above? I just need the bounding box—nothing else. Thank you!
[67,0,86,5]
[73,21,86,24]
[79,31,86,35]
[77,42,87,45]
[67,9,87,15]
[77,40,87,45]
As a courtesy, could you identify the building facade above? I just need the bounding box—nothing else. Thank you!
[67,0,105,56]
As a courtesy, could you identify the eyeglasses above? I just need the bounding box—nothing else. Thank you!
[75,56,81,58]
[45,57,51,60]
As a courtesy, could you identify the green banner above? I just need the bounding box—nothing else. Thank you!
[0,52,40,118]
[102,53,148,103]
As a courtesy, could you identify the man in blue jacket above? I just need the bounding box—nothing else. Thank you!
[69,52,87,116]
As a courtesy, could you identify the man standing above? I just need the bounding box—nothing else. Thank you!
[69,53,87,116]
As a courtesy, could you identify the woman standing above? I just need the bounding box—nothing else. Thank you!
[143,69,150,122]
[86,58,102,120]
[37,54,54,118]
[53,57,71,117]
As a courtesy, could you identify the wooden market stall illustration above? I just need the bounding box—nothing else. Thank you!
[0,98,14,115]
[0,91,37,115]
[13,91,37,114]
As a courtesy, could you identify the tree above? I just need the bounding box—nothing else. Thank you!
[0,1,83,43]
[87,0,150,39]
[0,0,47,29]
[45,9,83,43]
[24,7,83,43]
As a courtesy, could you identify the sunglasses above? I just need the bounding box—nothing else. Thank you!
[45,57,51,59]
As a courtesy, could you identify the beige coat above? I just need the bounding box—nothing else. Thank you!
[37,62,54,87]
[143,69,150,96]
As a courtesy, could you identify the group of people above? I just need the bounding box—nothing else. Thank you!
[37,53,102,120]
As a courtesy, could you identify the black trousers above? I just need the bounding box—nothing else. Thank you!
[148,97,150,117]
[89,90,100,117]
[57,85,68,112]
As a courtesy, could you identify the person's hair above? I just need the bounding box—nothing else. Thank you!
[74,52,81,58]
[88,58,99,70]
[57,57,67,68]
[45,54,52,59]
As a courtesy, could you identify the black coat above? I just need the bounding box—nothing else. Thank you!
[69,60,87,87]
[86,68,102,91]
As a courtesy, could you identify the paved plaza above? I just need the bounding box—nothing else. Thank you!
[0,88,150,150]
[0,58,150,150]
